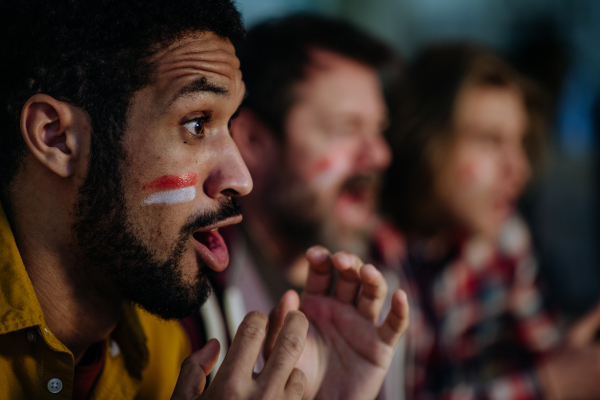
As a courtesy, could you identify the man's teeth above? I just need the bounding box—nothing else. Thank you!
[211,228,218,232]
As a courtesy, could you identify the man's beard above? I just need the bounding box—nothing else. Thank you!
[264,167,379,260]
[72,150,241,320]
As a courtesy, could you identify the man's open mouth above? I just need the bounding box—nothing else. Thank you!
[335,175,380,227]
[192,215,242,272]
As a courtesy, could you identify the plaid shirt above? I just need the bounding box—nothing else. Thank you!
[401,216,561,400]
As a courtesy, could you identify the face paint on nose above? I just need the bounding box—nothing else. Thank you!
[142,173,197,205]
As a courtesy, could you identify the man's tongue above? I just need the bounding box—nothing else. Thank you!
[193,230,229,271]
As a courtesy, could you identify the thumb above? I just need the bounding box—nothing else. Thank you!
[171,339,221,400]
[566,301,600,347]
[264,290,300,361]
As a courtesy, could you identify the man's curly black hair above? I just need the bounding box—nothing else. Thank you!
[0,0,245,198]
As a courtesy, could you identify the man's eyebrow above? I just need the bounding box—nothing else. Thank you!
[168,78,229,107]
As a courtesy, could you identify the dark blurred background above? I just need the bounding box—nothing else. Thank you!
[235,0,600,320]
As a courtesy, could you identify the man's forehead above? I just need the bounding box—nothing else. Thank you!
[303,48,372,76]
[293,49,387,124]
[150,31,243,102]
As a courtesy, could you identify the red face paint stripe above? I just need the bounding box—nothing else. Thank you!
[308,158,332,178]
[144,173,197,191]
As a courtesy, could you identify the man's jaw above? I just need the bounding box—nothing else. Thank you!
[192,214,242,272]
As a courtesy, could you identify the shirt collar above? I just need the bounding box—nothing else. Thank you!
[0,202,45,335]
[0,201,149,375]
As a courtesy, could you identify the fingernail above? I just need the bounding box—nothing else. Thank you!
[336,252,353,266]
[306,246,327,262]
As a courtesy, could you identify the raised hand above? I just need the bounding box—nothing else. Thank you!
[537,301,600,400]
[564,301,600,348]
[264,245,410,400]
[171,311,308,400]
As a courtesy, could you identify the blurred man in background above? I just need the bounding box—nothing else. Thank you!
[223,13,402,323]
[223,16,398,318]
[384,43,600,400]
[198,14,406,397]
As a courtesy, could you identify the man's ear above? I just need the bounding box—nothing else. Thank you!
[230,108,279,172]
[20,94,90,178]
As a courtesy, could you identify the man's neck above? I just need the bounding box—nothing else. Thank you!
[8,195,122,364]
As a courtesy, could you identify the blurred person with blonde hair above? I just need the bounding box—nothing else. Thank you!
[385,44,600,400]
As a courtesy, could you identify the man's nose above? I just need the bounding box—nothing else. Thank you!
[203,133,253,199]
[358,133,392,172]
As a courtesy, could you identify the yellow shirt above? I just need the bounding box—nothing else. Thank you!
[0,204,191,399]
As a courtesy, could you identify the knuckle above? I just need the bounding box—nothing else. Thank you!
[180,357,192,370]
[288,369,307,396]
[239,322,265,341]
[238,312,267,340]
[279,333,305,358]
[180,355,198,370]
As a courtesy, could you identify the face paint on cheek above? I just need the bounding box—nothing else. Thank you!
[457,158,496,192]
[142,173,197,205]
[310,154,352,188]
[309,158,331,177]
[457,163,477,185]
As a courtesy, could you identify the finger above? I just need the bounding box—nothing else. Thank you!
[284,368,307,399]
[566,301,600,347]
[171,339,220,399]
[332,251,363,304]
[356,264,388,322]
[331,298,395,366]
[377,289,410,346]
[304,246,334,296]
[264,290,300,361]
[259,311,308,390]
[217,311,267,380]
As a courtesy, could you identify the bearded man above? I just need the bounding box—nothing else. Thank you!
[0,1,408,400]
[190,15,406,398]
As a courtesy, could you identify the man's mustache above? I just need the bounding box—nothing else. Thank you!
[181,197,243,236]
[341,174,381,193]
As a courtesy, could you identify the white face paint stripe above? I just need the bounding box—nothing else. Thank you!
[142,186,196,205]
[315,156,352,187]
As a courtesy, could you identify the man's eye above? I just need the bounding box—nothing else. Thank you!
[332,125,356,137]
[183,118,205,136]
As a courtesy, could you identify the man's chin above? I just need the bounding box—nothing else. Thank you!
[134,277,213,321]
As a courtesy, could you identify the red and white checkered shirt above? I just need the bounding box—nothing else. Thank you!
[400,216,561,400]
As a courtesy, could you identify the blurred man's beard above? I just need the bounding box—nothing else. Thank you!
[265,167,378,260]
[72,152,241,320]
